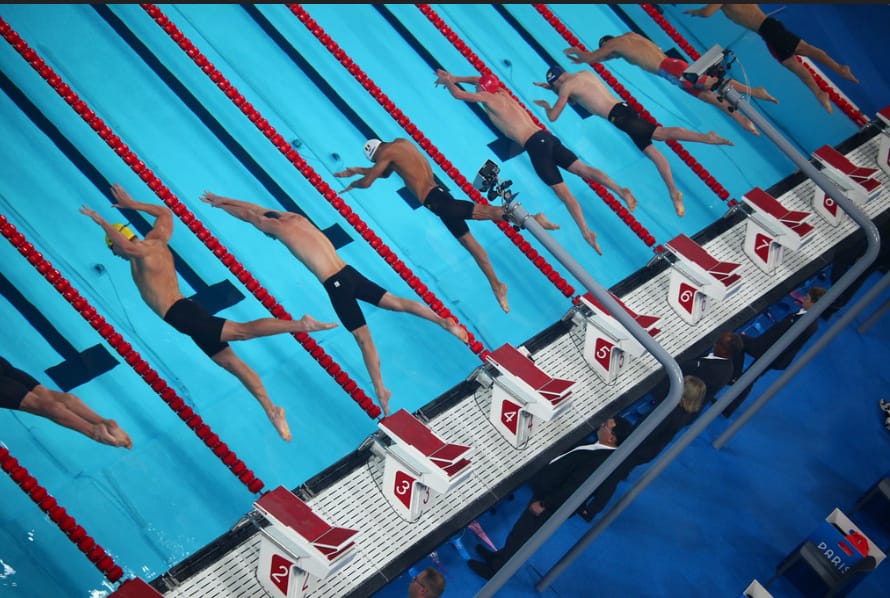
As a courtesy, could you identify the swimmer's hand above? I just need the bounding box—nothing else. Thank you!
[533,99,552,110]
[532,81,553,90]
[79,205,102,223]
[109,183,138,211]
[333,167,362,178]
[199,191,223,207]
[434,69,453,88]
[563,47,590,64]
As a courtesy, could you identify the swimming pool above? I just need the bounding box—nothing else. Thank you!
[0,4,864,596]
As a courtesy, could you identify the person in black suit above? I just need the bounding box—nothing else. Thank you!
[467,416,633,580]
[723,286,826,417]
[651,331,743,405]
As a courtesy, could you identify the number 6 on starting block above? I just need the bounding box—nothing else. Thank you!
[664,234,743,326]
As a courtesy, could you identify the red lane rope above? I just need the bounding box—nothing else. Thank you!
[533,4,734,207]
[0,214,265,494]
[0,444,125,583]
[287,4,576,302]
[639,4,869,128]
[0,16,381,420]
[139,4,489,362]
[416,4,657,248]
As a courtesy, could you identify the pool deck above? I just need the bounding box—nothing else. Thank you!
[143,121,890,597]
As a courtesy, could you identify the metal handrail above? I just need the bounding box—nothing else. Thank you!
[534,84,882,591]
[473,203,685,598]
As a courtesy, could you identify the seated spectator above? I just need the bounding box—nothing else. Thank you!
[408,567,445,597]
[651,332,743,405]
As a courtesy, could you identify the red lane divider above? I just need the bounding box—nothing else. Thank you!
[534,4,734,207]
[1,445,125,583]
[287,4,576,303]
[416,3,656,248]
[139,4,487,361]
[0,16,381,420]
[0,214,264,493]
[639,4,868,127]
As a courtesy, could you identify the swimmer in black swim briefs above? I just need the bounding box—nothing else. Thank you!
[322,265,387,332]
[163,298,229,357]
[534,66,732,218]
[335,137,560,312]
[0,356,132,447]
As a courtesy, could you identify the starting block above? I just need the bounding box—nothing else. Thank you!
[812,144,882,225]
[253,486,358,598]
[742,187,815,274]
[374,409,472,522]
[877,106,890,177]
[108,579,164,597]
[664,234,743,325]
[575,291,660,384]
[482,343,575,448]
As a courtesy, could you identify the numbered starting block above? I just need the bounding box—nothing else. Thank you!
[253,486,358,598]
[664,234,743,325]
[480,343,575,448]
[575,292,660,384]
[742,187,815,274]
[877,106,890,177]
[812,144,883,225]
[373,409,472,522]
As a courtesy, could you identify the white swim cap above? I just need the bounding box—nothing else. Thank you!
[363,138,382,161]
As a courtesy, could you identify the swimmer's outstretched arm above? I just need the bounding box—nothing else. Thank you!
[532,83,570,122]
[79,205,144,258]
[200,192,282,235]
[564,46,611,66]
[683,4,722,17]
[109,183,173,242]
[333,162,392,193]
[434,70,485,102]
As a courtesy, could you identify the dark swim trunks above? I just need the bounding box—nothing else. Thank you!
[0,356,40,410]
[163,298,229,357]
[657,57,704,97]
[758,17,801,63]
[322,265,388,332]
[607,102,657,151]
[422,186,475,239]
[523,130,579,186]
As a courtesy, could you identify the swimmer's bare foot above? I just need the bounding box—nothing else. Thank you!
[94,419,132,448]
[753,86,779,104]
[268,406,292,441]
[705,131,733,146]
[443,317,469,344]
[671,190,686,217]
[838,65,858,84]
[583,230,603,255]
[533,212,560,231]
[817,90,833,113]
[377,388,392,418]
[619,188,637,211]
[295,314,338,332]
[494,282,509,313]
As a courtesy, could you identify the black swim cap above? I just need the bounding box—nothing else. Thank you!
[545,65,565,86]
[599,35,615,48]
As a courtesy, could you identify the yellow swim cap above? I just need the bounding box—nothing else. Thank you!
[105,223,137,248]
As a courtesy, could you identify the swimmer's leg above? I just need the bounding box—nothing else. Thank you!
[19,386,132,448]
[795,40,858,83]
[780,56,833,112]
[698,91,760,134]
[376,292,469,344]
[653,126,733,146]
[726,79,779,103]
[546,180,603,255]
[642,145,684,217]
[221,315,338,342]
[567,161,637,212]
[211,347,291,441]
[351,325,391,417]
[457,232,509,313]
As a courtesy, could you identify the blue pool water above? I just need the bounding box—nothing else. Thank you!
[0,4,868,596]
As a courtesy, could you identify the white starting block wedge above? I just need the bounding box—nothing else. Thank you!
[576,291,660,384]
[254,486,358,598]
[812,144,882,225]
[375,409,472,522]
[877,106,890,177]
[664,234,743,325]
[483,343,575,448]
[742,187,815,274]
